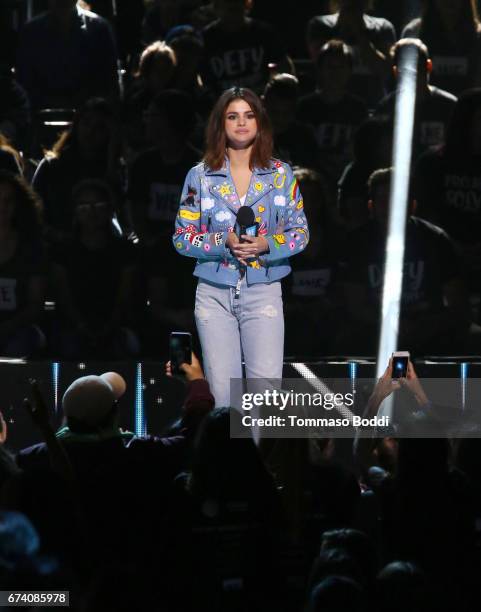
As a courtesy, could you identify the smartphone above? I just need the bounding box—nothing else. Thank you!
[169,332,192,375]
[392,351,409,378]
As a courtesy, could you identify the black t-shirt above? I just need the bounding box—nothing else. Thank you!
[284,248,336,304]
[272,121,320,171]
[298,92,368,180]
[413,149,481,245]
[53,236,136,324]
[200,18,287,94]
[307,13,396,108]
[376,86,456,161]
[403,17,481,96]
[0,241,46,325]
[127,145,201,236]
[341,217,459,316]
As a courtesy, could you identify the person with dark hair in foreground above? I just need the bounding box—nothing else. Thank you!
[172,86,309,407]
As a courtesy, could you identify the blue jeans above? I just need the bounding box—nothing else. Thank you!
[195,277,284,407]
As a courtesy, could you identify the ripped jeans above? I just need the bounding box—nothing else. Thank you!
[195,276,284,408]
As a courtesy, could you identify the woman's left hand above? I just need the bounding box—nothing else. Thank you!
[230,235,269,265]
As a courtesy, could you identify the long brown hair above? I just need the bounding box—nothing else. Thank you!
[203,87,273,171]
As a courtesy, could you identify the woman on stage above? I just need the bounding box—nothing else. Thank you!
[173,86,309,406]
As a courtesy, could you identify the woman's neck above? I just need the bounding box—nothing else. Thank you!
[227,146,252,168]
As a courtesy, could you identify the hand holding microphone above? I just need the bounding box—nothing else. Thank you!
[226,206,268,265]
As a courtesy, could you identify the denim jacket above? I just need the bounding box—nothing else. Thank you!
[172,157,309,286]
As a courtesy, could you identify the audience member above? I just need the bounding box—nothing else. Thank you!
[338,116,393,232]
[376,38,457,161]
[49,179,138,360]
[262,74,319,170]
[307,0,396,109]
[402,0,481,96]
[123,40,177,153]
[166,25,214,119]
[338,167,470,355]
[32,97,125,246]
[283,167,344,357]
[127,89,200,244]
[0,171,46,358]
[413,88,481,305]
[298,39,368,184]
[16,0,118,110]
[141,0,197,46]
[200,0,294,95]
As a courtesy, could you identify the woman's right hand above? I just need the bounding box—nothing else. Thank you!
[225,232,247,265]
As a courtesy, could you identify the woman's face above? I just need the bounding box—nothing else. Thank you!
[0,182,15,229]
[224,99,258,149]
[74,188,111,230]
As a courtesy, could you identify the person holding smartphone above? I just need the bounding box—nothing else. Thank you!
[172,86,309,406]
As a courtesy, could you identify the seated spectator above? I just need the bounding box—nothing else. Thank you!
[338,167,471,355]
[0,67,30,152]
[32,97,125,247]
[0,171,47,358]
[127,89,201,245]
[413,88,481,300]
[298,39,368,185]
[200,0,295,95]
[123,41,177,153]
[166,25,214,120]
[338,116,393,232]
[128,89,201,357]
[402,0,481,96]
[307,0,396,109]
[49,179,138,360]
[141,0,195,46]
[283,167,345,358]
[16,0,118,110]
[262,74,319,170]
[376,38,457,162]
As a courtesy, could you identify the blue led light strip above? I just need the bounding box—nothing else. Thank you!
[52,362,59,413]
[135,362,146,437]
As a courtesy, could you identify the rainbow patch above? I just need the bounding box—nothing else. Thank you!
[289,179,299,202]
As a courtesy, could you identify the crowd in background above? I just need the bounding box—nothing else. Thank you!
[0,0,481,359]
[0,1,481,611]
[2,0,481,359]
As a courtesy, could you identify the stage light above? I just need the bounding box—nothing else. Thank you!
[376,43,419,418]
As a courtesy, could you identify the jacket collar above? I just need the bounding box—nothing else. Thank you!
[207,157,276,212]
[204,156,277,177]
